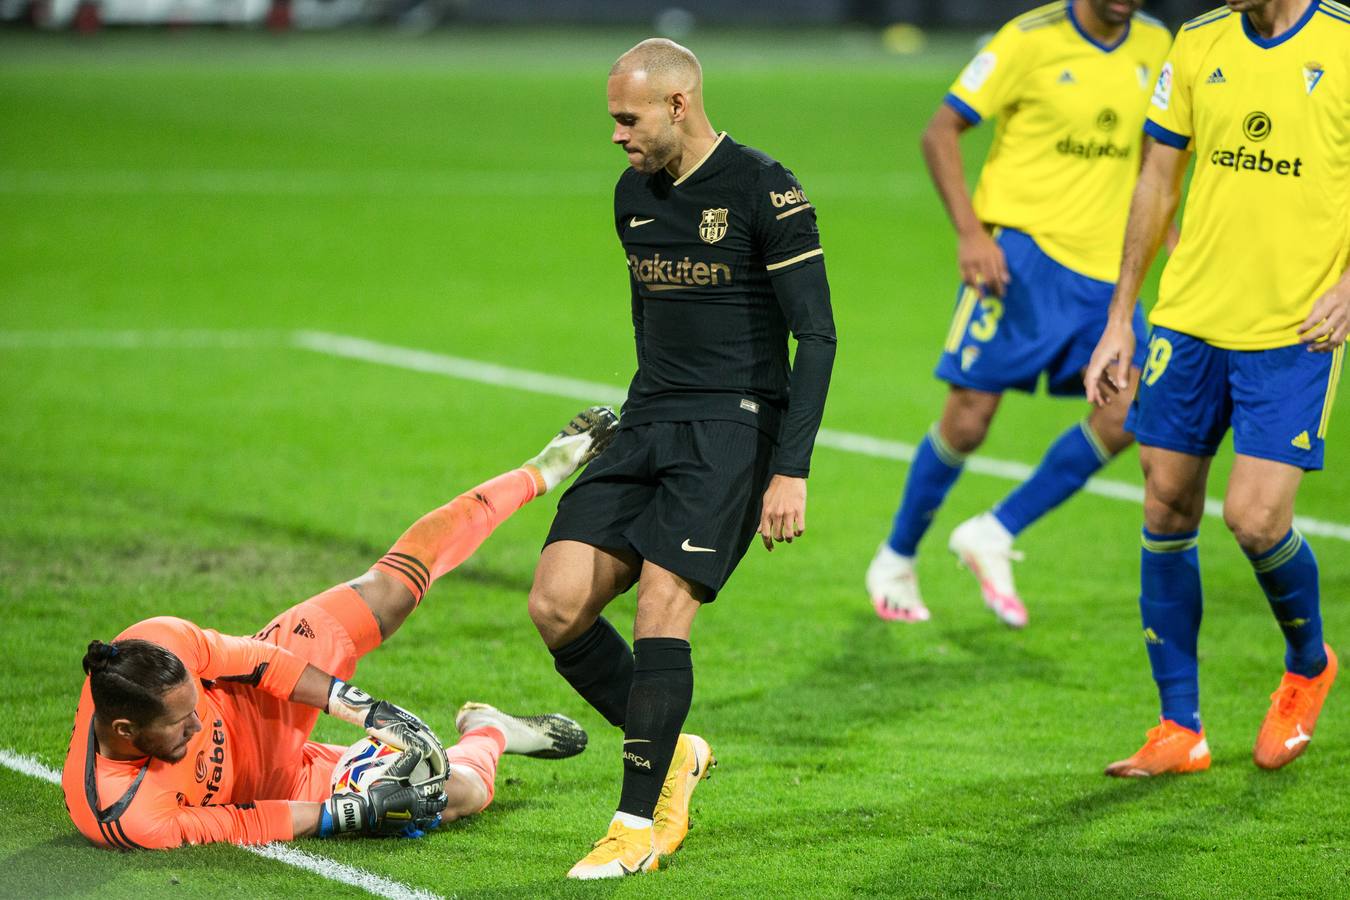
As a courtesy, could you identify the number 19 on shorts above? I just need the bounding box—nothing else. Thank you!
[1142,335,1172,387]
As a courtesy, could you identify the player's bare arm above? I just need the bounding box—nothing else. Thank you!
[1299,266,1350,351]
[920,103,1010,296]
[1086,138,1190,406]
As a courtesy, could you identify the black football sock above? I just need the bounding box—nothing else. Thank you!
[549,617,633,728]
[617,638,693,820]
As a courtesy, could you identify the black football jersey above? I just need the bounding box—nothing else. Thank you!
[613,133,828,446]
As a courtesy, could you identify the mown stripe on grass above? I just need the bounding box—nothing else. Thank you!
[293,330,1350,544]
[3,328,1348,543]
[0,169,925,200]
[0,749,445,900]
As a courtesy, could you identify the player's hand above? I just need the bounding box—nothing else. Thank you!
[1085,319,1137,407]
[1298,280,1350,351]
[957,227,1010,297]
[323,752,447,838]
[759,474,806,552]
[327,681,447,781]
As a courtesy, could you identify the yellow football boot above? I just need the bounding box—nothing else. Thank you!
[652,733,716,857]
[566,819,658,880]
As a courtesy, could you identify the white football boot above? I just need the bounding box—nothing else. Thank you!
[948,512,1027,628]
[455,702,588,759]
[524,406,619,493]
[865,542,931,622]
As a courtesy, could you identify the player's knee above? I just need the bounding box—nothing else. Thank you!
[939,409,991,454]
[1087,409,1134,457]
[941,391,997,453]
[633,580,702,640]
[944,422,987,455]
[1223,502,1288,555]
[1143,485,1203,533]
[527,582,588,646]
[442,764,493,820]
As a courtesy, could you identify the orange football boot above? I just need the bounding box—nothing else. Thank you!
[1105,719,1211,777]
[1253,643,1337,770]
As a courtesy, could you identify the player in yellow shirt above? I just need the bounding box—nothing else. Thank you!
[1086,0,1349,776]
[867,0,1171,628]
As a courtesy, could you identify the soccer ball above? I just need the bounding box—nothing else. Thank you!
[330,736,435,795]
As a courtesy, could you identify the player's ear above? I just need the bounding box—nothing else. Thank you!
[668,90,688,123]
[111,718,137,740]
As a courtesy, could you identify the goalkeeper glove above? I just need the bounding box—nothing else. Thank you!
[326,680,446,781]
[321,750,448,838]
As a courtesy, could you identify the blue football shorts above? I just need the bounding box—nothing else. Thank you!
[935,227,1148,396]
[1126,325,1344,471]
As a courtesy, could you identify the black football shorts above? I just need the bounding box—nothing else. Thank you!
[544,419,774,600]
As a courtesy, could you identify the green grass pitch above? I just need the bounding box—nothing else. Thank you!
[1,28,1347,899]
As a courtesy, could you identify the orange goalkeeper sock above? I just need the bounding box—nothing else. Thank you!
[372,468,542,604]
[447,727,506,812]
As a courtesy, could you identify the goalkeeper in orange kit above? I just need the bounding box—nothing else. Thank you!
[61,408,617,849]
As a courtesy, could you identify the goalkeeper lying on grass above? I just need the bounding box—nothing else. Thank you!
[61,407,618,849]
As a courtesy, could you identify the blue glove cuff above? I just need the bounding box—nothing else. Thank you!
[318,804,334,838]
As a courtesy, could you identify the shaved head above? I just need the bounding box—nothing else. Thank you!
[610,38,703,94]
[606,38,716,177]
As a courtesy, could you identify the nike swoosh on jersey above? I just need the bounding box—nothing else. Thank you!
[629,217,655,227]
[681,539,716,553]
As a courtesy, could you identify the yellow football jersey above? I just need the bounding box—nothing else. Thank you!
[1146,2,1350,350]
[947,2,1172,282]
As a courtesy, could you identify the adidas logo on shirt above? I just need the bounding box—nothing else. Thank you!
[1206,67,1226,84]
[1058,70,1075,84]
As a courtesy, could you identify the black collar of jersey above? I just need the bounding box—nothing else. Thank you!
[84,720,149,849]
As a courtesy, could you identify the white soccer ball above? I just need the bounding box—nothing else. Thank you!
[330,736,434,795]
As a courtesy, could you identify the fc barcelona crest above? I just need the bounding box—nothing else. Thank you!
[699,208,729,244]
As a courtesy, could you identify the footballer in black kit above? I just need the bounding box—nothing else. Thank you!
[531,38,834,880]
[545,130,837,597]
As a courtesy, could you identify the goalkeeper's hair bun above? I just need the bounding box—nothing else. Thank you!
[82,640,119,675]
[83,638,190,726]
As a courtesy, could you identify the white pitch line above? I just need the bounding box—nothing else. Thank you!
[292,330,1350,544]
[0,748,62,785]
[0,748,443,900]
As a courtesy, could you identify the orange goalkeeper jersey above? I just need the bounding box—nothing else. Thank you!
[62,616,311,849]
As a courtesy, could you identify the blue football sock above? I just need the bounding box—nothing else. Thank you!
[1247,529,1327,678]
[993,420,1110,537]
[1140,529,1203,732]
[885,425,966,557]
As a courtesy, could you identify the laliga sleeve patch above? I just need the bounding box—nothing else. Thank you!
[1151,62,1173,110]
[960,51,997,92]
